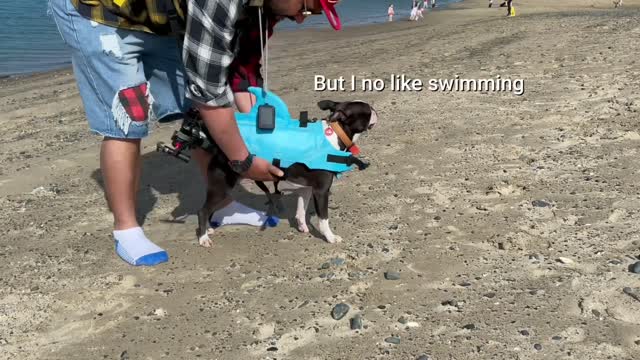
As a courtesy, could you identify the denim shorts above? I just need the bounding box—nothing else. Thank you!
[48,0,189,139]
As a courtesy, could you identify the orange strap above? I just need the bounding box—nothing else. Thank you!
[329,122,353,148]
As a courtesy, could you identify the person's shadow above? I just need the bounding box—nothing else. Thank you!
[90,149,324,238]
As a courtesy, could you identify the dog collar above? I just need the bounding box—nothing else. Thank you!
[324,120,360,155]
[329,121,354,150]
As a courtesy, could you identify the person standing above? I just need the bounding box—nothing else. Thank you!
[49,0,342,266]
[388,4,395,21]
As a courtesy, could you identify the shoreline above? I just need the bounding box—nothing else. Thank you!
[1,0,469,80]
[5,0,635,81]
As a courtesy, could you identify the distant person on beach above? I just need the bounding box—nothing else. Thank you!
[431,0,437,8]
[49,0,342,267]
[416,5,424,19]
[417,0,425,16]
[388,4,395,21]
[489,0,493,7]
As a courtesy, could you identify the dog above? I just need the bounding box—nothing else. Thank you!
[196,99,378,247]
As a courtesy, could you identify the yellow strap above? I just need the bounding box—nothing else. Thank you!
[114,0,126,6]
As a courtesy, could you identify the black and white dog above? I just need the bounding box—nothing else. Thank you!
[194,99,378,247]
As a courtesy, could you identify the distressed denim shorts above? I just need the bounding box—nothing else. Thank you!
[49,0,189,139]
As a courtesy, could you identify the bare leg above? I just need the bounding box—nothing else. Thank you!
[101,137,141,230]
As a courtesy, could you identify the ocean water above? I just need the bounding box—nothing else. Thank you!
[0,0,460,77]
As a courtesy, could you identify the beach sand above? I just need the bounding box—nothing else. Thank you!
[2,0,640,358]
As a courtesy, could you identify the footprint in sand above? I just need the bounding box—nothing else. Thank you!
[579,287,640,325]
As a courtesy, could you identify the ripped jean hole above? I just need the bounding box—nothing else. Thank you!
[112,82,155,135]
[100,34,123,59]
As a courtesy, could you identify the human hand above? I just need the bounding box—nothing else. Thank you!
[242,156,284,181]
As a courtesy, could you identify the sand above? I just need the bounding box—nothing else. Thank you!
[2,0,640,359]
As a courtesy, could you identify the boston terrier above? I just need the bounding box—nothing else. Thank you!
[196,99,378,247]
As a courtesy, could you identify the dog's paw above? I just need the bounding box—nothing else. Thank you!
[295,216,309,233]
[297,222,310,233]
[199,234,213,247]
[325,234,343,244]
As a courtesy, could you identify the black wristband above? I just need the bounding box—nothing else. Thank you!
[228,153,254,174]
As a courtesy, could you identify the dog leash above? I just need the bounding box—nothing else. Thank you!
[258,7,269,95]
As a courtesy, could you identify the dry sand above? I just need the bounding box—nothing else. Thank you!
[2,0,640,359]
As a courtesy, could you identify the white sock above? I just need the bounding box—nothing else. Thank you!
[113,227,168,266]
[209,201,277,228]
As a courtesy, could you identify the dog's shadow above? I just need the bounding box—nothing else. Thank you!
[90,150,324,239]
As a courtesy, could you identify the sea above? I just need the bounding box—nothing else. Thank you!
[0,0,461,77]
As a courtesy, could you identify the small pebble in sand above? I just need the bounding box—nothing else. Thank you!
[350,314,363,330]
[416,355,431,360]
[519,330,530,336]
[385,336,401,344]
[385,271,401,280]
[331,303,350,320]
[462,323,476,330]
[398,316,408,324]
[330,257,346,266]
[630,261,640,274]
[551,335,562,341]
[320,262,331,270]
[556,257,574,264]
[533,343,543,351]
[120,351,129,360]
[528,253,545,262]
[483,292,496,299]
[532,200,552,208]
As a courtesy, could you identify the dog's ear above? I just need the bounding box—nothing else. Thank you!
[317,100,338,111]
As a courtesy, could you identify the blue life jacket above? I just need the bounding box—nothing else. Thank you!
[235,87,361,173]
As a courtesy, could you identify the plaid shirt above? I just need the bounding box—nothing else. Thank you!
[229,8,278,93]
[71,0,252,107]
[182,0,245,107]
